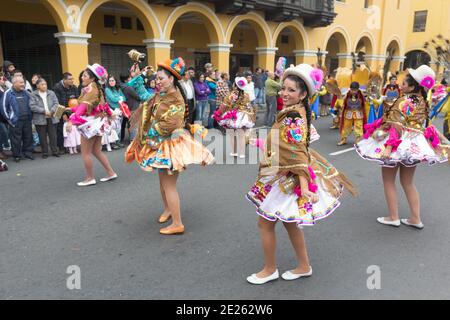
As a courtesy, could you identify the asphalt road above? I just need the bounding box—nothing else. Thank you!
[1,115,449,300]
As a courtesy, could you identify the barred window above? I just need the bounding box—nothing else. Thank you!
[413,11,427,32]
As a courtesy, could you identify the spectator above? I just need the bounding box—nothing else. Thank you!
[30,78,60,158]
[8,76,34,162]
[204,63,213,75]
[205,71,218,129]
[216,72,230,108]
[30,74,41,91]
[2,60,15,82]
[146,75,157,96]
[7,70,33,92]
[187,67,196,79]
[53,72,79,154]
[105,75,126,149]
[244,72,256,103]
[0,72,11,160]
[119,73,142,142]
[180,70,196,125]
[253,67,265,107]
[265,71,282,127]
[194,73,210,125]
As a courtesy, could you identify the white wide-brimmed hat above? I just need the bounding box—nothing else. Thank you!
[408,65,436,90]
[282,64,324,96]
[87,63,108,85]
[235,77,248,90]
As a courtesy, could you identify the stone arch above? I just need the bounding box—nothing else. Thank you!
[225,13,271,48]
[385,38,402,56]
[163,2,224,43]
[323,26,351,54]
[78,0,161,38]
[41,0,67,32]
[272,21,308,50]
[354,33,375,55]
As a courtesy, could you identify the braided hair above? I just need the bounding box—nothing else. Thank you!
[284,75,312,148]
[405,73,430,127]
[85,68,106,103]
[157,67,189,122]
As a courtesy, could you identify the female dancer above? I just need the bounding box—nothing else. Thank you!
[356,65,449,229]
[69,64,117,186]
[213,77,256,158]
[125,57,214,235]
[246,64,357,284]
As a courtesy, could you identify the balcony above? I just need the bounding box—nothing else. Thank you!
[150,0,336,27]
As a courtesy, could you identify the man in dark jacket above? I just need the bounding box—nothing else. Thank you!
[5,76,34,162]
[53,73,79,154]
[120,74,142,142]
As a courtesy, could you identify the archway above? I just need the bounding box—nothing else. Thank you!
[0,0,63,86]
[86,2,157,78]
[227,15,271,77]
[273,24,306,68]
[355,36,374,63]
[404,50,431,70]
[324,31,349,74]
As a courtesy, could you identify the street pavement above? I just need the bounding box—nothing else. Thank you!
[1,115,449,300]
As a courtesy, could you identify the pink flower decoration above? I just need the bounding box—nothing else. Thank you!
[310,68,324,90]
[96,66,106,77]
[237,80,246,88]
[424,125,440,148]
[420,76,435,90]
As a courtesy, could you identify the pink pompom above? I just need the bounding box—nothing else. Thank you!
[310,68,324,90]
[420,76,435,90]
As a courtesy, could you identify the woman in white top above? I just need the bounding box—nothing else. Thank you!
[245,73,256,102]
[30,78,60,158]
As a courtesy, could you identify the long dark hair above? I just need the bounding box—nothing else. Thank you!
[284,75,312,148]
[405,74,430,127]
[106,75,121,91]
[157,67,189,121]
[85,68,105,102]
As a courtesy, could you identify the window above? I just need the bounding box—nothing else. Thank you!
[281,35,289,44]
[413,10,427,32]
[121,17,132,30]
[137,19,144,31]
[104,15,116,28]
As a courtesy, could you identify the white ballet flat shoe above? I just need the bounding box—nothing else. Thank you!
[401,219,424,230]
[230,152,238,157]
[246,270,279,285]
[239,154,246,159]
[100,174,118,182]
[281,267,313,281]
[377,217,401,227]
[77,179,96,187]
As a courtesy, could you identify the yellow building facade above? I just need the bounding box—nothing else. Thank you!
[0,0,448,85]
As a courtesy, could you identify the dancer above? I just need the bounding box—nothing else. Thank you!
[246,64,357,285]
[382,75,401,103]
[69,64,117,186]
[356,65,449,229]
[125,57,215,235]
[213,77,256,158]
[337,81,367,145]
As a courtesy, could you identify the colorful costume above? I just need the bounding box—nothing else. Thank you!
[125,78,214,174]
[69,81,113,139]
[356,93,448,167]
[383,84,401,102]
[247,104,356,227]
[214,89,256,129]
[338,89,366,144]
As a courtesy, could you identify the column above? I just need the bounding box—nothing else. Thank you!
[293,50,328,67]
[54,32,91,80]
[364,54,388,71]
[337,53,353,68]
[143,39,174,68]
[391,56,406,73]
[256,47,278,72]
[208,43,233,73]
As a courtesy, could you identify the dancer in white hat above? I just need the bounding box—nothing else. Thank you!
[356,65,449,229]
[68,63,117,186]
[213,76,256,158]
[245,64,357,285]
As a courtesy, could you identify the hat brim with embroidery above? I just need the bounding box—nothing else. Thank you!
[158,57,185,80]
[408,65,436,90]
[282,63,324,96]
[87,63,108,85]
